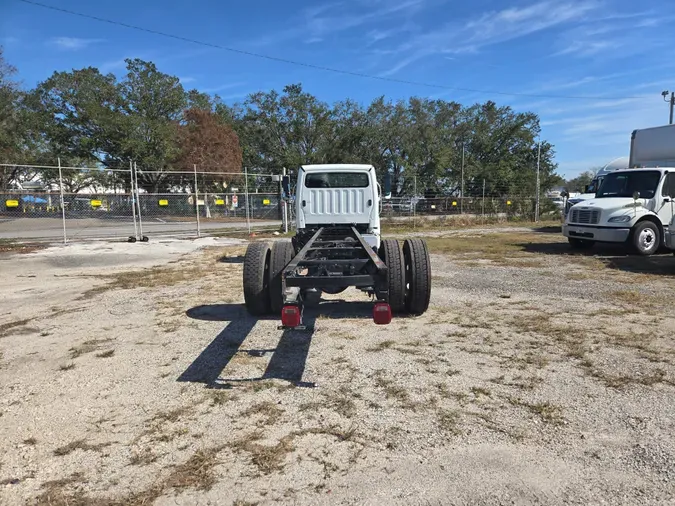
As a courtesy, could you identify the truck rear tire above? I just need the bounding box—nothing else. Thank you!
[379,239,406,313]
[269,240,295,313]
[403,238,432,315]
[631,221,660,256]
[243,241,272,316]
[568,238,594,250]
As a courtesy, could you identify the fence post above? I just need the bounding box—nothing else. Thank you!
[244,166,251,235]
[461,144,465,215]
[412,175,417,229]
[193,164,201,238]
[130,161,138,240]
[535,141,541,222]
[134,162,145,239]
[282,167,289,234]
[482,179,486,224]
[57,157,67,245]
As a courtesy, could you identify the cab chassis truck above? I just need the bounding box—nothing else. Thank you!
[242,164,432,328]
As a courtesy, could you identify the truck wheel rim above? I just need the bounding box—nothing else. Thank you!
[639,229,655,250]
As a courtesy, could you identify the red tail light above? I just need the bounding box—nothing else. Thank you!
[373,302,392,325]
[281,305,302,327]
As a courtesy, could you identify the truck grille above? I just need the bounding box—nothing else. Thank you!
[569,208,600,224]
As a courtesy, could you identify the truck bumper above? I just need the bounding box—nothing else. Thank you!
[563,224,630,243]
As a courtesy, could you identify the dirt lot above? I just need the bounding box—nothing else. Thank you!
[1,228,675,505]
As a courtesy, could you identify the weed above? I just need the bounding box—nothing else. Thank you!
[54,439,112,456]
[367,340,396,352]
[324,389,357,418]
[129,448,158,466]
[58,363,75,371]
[163,447,222,491]
[0,318,35,339]
[23,437,37,445]
[509,397,564,424]
[230,432,293,475]
[588,367,674,389]
[69,339,113,359]
[241,401,284,426]
[470,386,492,397]
[95,350,115,358]
[437,409,462,435]
[374,371,411,404]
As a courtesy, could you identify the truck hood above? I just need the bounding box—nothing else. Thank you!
[568,193,595,205]
[573,197,644,210]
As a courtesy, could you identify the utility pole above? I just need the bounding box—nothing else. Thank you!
[663,90,674,125]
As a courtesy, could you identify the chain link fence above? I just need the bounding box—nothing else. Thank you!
[1,161,559,242]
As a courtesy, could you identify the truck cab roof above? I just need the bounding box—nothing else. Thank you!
[301,164,374,172]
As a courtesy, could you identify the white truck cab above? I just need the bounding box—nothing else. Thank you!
[563,168,675,255]
[563,157,628,219]
[295,164,381,250]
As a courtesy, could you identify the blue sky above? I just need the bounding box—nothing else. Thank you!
[2,0,675,178]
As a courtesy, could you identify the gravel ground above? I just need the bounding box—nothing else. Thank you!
[1,229,675,505]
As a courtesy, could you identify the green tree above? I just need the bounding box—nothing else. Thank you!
[566,170,597,192]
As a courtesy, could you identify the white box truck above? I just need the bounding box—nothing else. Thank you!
[562,124,675,255]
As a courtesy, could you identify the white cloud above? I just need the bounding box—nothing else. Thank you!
[247,0,424,47]
[50,37,103,50]
[199,82,247,93]
[179,77,196,84]
[379,1,598,76]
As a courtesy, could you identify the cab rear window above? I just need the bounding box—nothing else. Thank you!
[304,172,369,188]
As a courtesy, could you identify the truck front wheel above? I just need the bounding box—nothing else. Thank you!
[631,221,660,256]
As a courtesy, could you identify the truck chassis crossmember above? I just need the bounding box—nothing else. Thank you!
[284,226,387,298]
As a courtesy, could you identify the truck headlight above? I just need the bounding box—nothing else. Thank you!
[608,215,631,223]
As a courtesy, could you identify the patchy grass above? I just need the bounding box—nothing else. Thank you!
[80,246,245,299]
[373,371,411,405]
[437,409,462,435]
[366,340,396,352]
[53,439,112,456]
[586,366,674,389]
[424,232,562,257]
[0,318,36,339]
[33,447,224,505]
[23,437,38,445]
[163,447,222,491]
[470,386,492,397]
[129,448,158,466]
[0,239,46,255]
[241,401,284,427]
[95,349,115,358]
[58,363,75,371]
[509,398,564,424]
[69,339,113,359]
[230,432,293,475]
[324,387,358,418]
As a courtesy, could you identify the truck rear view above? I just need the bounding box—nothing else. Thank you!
[241,164,432,327]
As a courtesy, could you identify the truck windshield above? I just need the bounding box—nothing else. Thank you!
[596,171,661,199]
[586,177,602,193]
[305,172,369,188]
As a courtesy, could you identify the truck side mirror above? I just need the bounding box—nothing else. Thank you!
[632,190,640,200]
[583,185,589,193]
[282,176,290,196]
[560,190,569,198]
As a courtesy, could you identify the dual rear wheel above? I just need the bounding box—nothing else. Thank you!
[379,238,431,316]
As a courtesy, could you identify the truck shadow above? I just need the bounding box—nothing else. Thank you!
[178,300,373,389]
[519,242,675,276]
